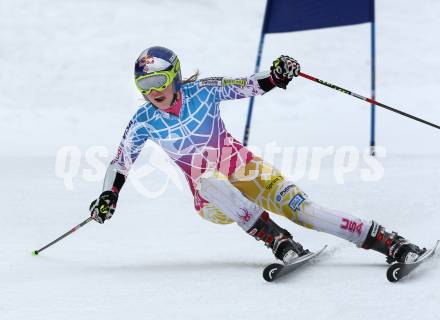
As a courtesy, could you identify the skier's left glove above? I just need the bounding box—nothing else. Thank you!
[89,190,119,224]
[270,55,301,89]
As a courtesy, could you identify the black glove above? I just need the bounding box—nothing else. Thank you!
[270,55,301,89]
[89,190,119,224]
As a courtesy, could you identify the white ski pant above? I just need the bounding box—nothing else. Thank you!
[198,157,371,247]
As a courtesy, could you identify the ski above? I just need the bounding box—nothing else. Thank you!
[386,240,439,283]
[263,245,327,282]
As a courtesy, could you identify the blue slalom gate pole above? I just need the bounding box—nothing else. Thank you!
[243,34,265,146]
[370,0,376,156]
[243,0,271,146]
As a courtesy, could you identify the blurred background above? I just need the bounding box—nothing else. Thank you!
[1,0,439,157]
[1,1,439,319]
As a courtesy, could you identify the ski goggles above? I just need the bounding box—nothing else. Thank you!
[135,60,180,95]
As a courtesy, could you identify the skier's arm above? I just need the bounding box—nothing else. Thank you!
[90,112,149,224]
[102,163,127,193]
[209,55,301,101]
[204,72,274,102]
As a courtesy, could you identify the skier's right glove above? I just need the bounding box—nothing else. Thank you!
[270,55,301,89]
[89,190,119,224]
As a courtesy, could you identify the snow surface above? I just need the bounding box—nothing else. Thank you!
[1,0,440,319]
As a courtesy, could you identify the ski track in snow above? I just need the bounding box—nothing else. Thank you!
[1,0,440,319]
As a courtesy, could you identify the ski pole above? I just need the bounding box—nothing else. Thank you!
[299,72,440,130]
[32,217,93,255]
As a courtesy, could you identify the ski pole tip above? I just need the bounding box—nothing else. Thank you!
[32,250,39,256]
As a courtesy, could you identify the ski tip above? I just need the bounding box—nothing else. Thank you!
[386,264,400,283]
[263,263,282,282]
[32,250,39,256]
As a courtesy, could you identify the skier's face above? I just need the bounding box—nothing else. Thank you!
[146,84,175,110]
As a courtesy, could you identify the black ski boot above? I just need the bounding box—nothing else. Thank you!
[362,221,426,264]
[247,211,309,263]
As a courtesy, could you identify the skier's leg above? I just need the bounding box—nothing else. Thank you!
[230,158,425,262]
[197,171,263,231]
[197,171,308,262]
[198,204,235,225]
[229,157,370,247]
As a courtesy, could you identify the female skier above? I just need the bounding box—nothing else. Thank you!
[90,46,424,264]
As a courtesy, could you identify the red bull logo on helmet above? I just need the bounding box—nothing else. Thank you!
[137,55,155,73]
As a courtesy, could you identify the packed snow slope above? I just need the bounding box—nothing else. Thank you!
[1,1,440,320]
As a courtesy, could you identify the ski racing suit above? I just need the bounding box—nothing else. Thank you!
[103,72,371,247]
